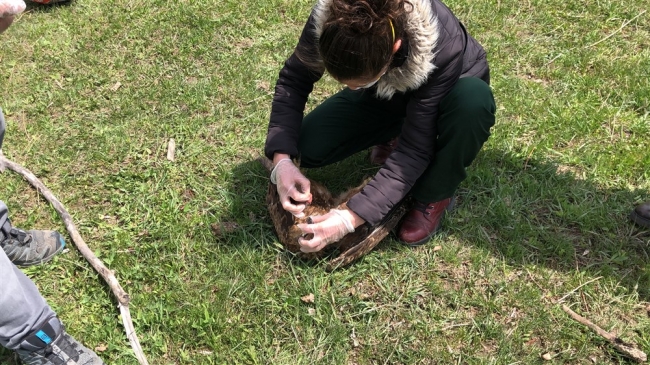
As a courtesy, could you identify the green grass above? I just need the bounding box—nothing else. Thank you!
[0,0,648,364]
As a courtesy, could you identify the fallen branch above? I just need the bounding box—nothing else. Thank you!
[0,154,149,365]
[561,304,647,363]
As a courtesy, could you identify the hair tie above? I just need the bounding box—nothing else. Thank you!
[388,18,395,43]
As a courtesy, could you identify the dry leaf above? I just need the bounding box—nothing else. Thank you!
[94,344,108,352]
[433,245,442,251]
[301,293,315,303]
[110,82,122,91]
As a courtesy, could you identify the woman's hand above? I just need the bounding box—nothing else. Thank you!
[271,157,312,218]
[297,208,365,253]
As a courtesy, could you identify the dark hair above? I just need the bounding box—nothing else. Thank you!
[299,0,411,81]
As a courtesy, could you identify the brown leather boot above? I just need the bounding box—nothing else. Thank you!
[369,138,398,165]
[630,202,650,228]
[398,197,455,246]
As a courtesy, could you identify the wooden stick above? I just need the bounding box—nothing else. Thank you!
[561,304,647,363]
[0,154,149,365]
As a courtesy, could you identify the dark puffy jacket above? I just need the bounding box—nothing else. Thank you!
[265,0,489,226]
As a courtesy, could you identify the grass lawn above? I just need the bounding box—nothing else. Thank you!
[0,0,648,364]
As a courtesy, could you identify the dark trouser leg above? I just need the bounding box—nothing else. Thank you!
[298,88,406,168]
[410,77,496,203]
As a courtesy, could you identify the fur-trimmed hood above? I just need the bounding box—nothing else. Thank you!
[312,0,440,99]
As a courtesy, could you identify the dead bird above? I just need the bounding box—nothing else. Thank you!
[259,157,410,271]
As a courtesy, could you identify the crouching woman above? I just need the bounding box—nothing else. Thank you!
[265,0,496,250]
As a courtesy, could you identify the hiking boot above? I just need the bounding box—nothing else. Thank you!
[369,137,398,165]
[630,201,650,228]
[16,317,105,365]
[1,227,65,267]
[398,197,455,246]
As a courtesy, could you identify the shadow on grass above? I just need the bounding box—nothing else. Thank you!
[458,148,650,299]
[219,148,649,298]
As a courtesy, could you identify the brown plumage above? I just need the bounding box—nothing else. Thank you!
[259,157,411,271]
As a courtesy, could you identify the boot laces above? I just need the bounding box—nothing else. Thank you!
[9,227,31,246]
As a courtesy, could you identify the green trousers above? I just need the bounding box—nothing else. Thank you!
[297,77,496,203]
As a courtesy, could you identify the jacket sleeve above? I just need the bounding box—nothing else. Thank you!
[264,14,324,160]
[347,30,466,226]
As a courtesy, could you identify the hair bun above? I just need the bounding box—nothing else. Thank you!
[329,0,389,34]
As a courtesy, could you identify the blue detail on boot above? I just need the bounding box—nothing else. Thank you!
[35,330,53,345]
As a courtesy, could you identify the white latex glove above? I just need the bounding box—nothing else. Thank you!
[270,158,312,218]
[297,209,355,253]
[0,0,26,17]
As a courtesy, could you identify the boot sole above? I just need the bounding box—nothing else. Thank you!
[401,197,456,247]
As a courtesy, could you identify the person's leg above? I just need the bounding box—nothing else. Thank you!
[0,240,57,350]
[400,77,496,245]
[298,88,407,168]
[410,77,496,202]
[0,245,105,364]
